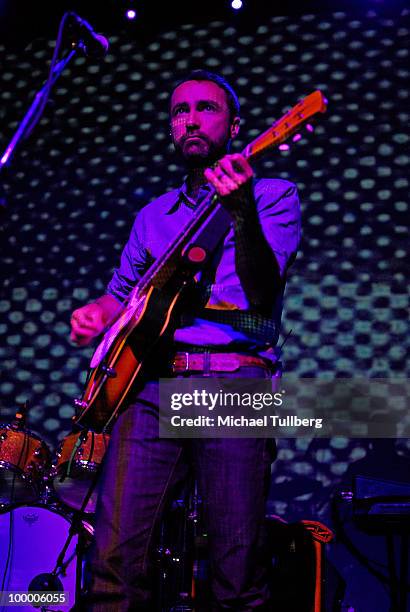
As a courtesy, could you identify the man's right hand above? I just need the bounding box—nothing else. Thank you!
[70,303,107,346]
[70,294,122,347]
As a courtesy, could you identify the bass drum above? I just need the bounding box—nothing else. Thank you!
[0,424,50,510]
[0,505,82,611]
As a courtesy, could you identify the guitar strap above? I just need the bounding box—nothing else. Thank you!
[181,195,232,269]
[178,190,279,346]
[175,194,230,316]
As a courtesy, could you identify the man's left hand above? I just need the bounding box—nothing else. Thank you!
[204,154,254,215]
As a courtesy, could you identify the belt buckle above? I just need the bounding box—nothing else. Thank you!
[172,352,190,374]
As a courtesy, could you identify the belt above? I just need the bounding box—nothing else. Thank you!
[172,352,271,373]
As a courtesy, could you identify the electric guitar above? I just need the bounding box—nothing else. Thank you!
[73,90,328,432]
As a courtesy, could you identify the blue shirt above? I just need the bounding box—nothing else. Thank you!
[107,178,301,353]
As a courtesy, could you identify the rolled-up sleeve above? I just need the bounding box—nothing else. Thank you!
[256,179,301,277]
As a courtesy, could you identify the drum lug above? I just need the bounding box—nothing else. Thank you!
[101,364,117,378]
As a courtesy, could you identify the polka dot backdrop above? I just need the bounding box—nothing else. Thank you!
[0,8,409,527]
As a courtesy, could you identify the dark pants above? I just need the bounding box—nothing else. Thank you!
[85,367,275,611]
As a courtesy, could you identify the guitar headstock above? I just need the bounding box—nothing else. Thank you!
[242,90,328,161]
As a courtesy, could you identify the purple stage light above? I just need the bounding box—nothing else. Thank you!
[126,9,137,20]
[279,143,290,151]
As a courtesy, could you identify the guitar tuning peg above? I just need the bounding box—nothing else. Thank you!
[306,124,314,132]
[292,133,302,142]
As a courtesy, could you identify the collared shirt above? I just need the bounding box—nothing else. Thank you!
[107,178,301,353]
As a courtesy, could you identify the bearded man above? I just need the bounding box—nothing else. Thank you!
[70,70,301,611]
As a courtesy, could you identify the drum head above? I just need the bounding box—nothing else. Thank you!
[0,505,78,611]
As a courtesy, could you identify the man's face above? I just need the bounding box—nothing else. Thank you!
[170,80,239,167]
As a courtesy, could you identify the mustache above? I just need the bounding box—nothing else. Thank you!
[181,133,210,145]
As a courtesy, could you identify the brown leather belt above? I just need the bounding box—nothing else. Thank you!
[172,352,271,373]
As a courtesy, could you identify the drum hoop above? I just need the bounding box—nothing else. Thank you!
[0,460,39,482]
[51,459,100,475]
[0,424,47,443]
[77,459,100,471]
[4,502,95,540]
[4,501,76,522]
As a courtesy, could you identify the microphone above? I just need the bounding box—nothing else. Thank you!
[67,12,109,58]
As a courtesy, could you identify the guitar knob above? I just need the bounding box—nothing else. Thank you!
[101,365,117,378]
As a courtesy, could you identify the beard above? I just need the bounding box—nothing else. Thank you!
[173,133,232,169]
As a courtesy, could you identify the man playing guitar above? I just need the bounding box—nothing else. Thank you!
[70,70,301,610]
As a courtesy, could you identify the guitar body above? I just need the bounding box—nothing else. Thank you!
[75,284,184,432]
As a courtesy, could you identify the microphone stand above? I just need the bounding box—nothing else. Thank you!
[0,9,107,224]
[0,48,78,170]
[0,43,81,237]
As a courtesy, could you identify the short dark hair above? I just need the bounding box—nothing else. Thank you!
[171,70,240,120]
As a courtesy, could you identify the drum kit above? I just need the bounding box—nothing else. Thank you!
[0,407,205,612]
[0,405,108,611]
[0,405,213,612]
